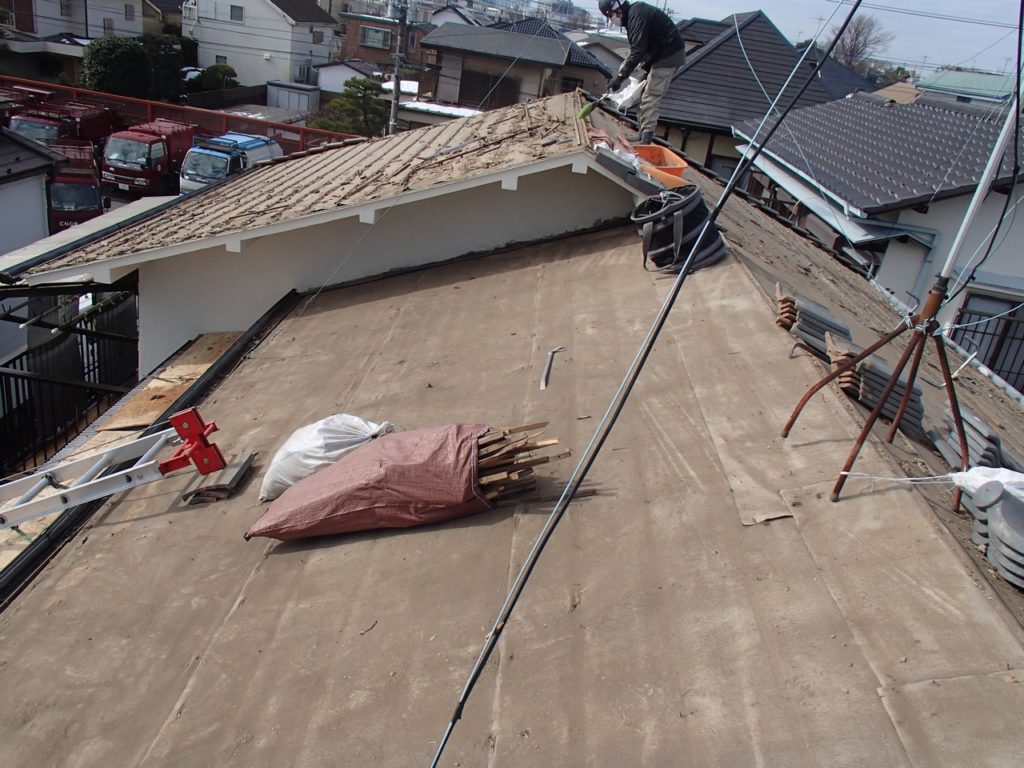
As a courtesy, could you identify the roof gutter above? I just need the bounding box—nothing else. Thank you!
[733,131,865,217]
[2,195,184,281]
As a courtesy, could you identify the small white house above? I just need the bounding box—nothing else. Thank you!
[315,59,383,93]
[182,0,338,86]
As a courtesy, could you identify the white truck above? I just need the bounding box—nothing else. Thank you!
[179,132,283,193]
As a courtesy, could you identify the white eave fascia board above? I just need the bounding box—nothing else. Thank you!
[734,140,868,218]
[25,151,625,285]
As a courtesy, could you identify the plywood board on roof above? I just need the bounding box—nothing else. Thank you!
[98,333,240,431]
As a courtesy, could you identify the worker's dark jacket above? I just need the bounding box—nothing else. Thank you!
[618,2,685,78]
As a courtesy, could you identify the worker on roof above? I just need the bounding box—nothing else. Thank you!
[600,0,685,145]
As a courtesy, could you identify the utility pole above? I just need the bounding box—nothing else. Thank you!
[388,1,408,136]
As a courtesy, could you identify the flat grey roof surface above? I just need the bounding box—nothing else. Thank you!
[2,188,1024,765]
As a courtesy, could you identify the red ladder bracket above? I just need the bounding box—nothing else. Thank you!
[159,408,226,476]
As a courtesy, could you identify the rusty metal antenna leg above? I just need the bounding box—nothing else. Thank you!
[885,323,930,443]
[781,322,910,438]
[830,328,924,501]
[934,333,971,512]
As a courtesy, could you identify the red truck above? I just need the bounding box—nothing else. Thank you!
[7,101,124,147]
[0,84,53,124]
[101,118,200,195]
[47,140,111,234]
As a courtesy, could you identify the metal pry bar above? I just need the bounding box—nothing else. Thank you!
[539,346,565,390]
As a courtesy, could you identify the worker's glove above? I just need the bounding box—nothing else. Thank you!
[608,75,623,92]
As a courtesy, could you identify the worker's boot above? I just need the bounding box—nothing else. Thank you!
[626,130,655,144]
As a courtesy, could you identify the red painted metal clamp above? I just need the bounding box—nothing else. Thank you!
[158,408,227,476]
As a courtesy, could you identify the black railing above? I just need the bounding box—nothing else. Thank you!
[0,293,138,477]
[952,305,1024,393]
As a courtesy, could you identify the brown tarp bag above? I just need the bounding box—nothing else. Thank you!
[245,423,492,541]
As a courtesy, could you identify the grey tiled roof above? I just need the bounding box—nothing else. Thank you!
[267,0,335,24]
[490,17,611,74]
[659,12,832,132]
[0,128,65,185]
[677,17,729,46]
[735,92,1024,214]
[421,22,572,67]
[798,44,874,100]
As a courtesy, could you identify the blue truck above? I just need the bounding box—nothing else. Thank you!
[179,132,283,193]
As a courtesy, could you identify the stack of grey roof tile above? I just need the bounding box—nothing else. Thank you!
[982,484,1024,590]
[931,406,1024,549]
[775,284,852,360]
[822,332,926,439]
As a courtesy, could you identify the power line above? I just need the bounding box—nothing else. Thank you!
[824,0,1018,29]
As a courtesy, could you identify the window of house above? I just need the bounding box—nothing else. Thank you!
[312,30,324,44]
[103,17,114,34]
[560,76,583,93]
[359,26,391,50]
[337,22,346,35]
[60,0,72,17]
[407,31,416,51]
[124,4,134,20]
[182,0,197,21]
[230,4,244,22]
[216,55,227,64]
[952,292,1024,392]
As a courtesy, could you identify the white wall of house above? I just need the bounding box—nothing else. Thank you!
[317,63,380,93]
[125,165,634,372]
[34,0,144,38]
[0,175,49,257]
[185,0,335,86]
[884,191,1024,324]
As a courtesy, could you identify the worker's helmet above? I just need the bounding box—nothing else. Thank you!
[598,0,625,18]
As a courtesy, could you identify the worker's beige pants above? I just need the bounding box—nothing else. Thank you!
[638,49,686,136]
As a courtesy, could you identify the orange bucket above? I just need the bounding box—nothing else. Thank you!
[633,144,688,187]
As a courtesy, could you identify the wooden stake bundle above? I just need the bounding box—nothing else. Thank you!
[476,422,570,502]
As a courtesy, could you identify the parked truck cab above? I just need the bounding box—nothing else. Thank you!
[179,132,284,193]
[102,118,199,195]
[47,140,110,233]
[8,102,122,147]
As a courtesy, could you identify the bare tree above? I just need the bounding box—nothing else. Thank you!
[830,15,895,71]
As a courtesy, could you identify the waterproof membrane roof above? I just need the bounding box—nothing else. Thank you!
[21,93,591,276]
[3,165,1024,766]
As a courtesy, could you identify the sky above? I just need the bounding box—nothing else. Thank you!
[573,0,1021,75]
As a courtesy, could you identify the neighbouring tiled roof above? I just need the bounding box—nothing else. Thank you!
[659,12,832,132]
[917,68,1016,101]
[421,22,572,66]
[0,127,65,185]
[799,44,874,100]
[267,0,335,25]
[489,18,611,74]
[677,17,729,46]
[432,4,489,26]
[28,93,593,273]
[735,92,1024,214]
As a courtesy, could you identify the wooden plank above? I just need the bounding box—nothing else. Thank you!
[477,429,544,460]
[98,333,241,431]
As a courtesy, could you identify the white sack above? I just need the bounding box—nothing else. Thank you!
[259,414,398,501]
[608,73,645,112]
[950,466,1024,504]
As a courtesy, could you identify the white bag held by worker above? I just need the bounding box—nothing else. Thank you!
[259,414,398,501]
[608,72,645,112]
